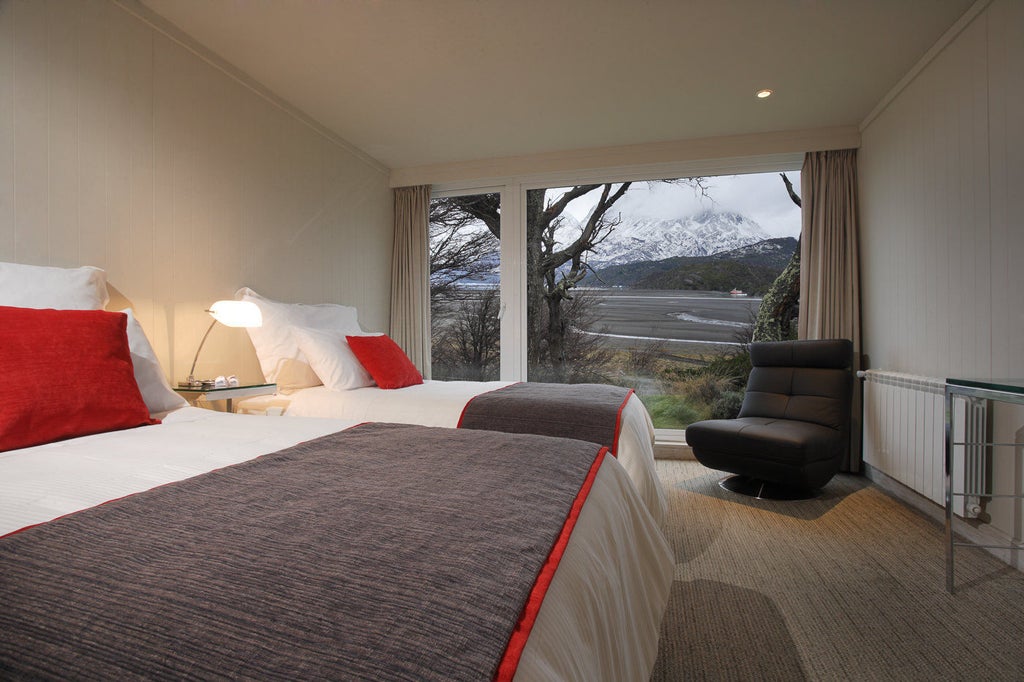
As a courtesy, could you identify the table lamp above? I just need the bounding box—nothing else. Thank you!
[180,300,262,388]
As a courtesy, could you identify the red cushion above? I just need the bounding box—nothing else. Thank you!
[0,306,158,452]
[345,334,423,390]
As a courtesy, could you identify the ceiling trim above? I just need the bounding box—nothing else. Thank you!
[390,126,860,189]
[112,0,389,175]
[861,0,993,130]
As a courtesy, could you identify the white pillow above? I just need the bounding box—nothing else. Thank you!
[122,309,188,415]
[291,327,376,391]
[236,287,363,385]
[0,261,109,309]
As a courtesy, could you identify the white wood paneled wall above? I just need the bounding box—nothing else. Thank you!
[859,0,1023,381]
[0,0,393,384]
[859,0,1023,538]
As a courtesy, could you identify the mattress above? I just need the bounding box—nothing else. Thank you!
[259,381,668,526]
[0,407,673,681]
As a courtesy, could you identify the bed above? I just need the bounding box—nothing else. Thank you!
[0,263,674,680]
[235,288,668,526]
[242,381,667,525]
[0,407,673,680]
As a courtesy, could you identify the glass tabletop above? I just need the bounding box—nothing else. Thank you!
[174,383,275,393]
[946,378,1024,396]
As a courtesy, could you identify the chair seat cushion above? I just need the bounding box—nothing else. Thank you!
[686,417,844,467]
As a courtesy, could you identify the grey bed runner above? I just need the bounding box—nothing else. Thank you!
[459,382,634,454]
[0,423,605,681]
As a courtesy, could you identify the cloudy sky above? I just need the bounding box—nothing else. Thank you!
[558,171,802,238]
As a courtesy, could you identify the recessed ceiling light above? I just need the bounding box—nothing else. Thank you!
[756,89,773,99]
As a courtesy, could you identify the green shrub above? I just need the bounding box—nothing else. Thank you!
[710,390,745,419]
[640,394,703,430]
[703,351,752,389]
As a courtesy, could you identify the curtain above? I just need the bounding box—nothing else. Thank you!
[390,185,432,379]
[799,149,862,472]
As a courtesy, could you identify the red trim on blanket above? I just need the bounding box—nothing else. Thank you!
[456,382,523,429]
[494,445,608,682]
[610,388,635,456]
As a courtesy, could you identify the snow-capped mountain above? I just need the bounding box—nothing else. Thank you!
[557,209,773,266]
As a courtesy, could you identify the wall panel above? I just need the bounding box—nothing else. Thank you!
[860,11,997,378]
[0,0,393,385]
[860,0,1023,540]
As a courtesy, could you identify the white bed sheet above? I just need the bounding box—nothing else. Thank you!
[274,381,668,526]
[0,407,672,681]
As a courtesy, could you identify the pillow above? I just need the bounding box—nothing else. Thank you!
[292,327,376,391]
[236,287,363,387]
[345,334,423,390]
[122,309,188,415]
[0,306,158,452]
[0,261,109,309]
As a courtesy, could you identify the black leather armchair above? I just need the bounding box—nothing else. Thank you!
[686,339,854,499]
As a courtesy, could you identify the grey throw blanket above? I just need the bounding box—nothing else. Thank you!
[0,423,605,681]
[459,382,634,454]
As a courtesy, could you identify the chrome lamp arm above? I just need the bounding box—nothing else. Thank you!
[185,317,219,387]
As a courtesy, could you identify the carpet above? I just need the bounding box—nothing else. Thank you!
[650,460,1024,681]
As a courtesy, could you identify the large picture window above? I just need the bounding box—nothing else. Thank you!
[429,171,801,429]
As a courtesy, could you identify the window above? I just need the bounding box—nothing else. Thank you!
[428,191,501,381]
[430,169,801,430]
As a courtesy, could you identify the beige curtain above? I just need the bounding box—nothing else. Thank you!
[798,149,862,472]
[390,185,432,378]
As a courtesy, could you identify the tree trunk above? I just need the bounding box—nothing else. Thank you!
[752,245,800,341]
[525,190,546,371]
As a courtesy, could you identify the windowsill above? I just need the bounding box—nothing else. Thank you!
[653,428,694,460]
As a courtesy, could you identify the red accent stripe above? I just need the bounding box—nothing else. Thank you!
[610,388,635,456]
[494,445,608,681]
[456,382,522,429]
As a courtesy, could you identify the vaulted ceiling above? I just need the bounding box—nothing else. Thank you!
[138,0,975,170]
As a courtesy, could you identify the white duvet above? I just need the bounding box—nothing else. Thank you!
[0,407,672,681]
[263,380,668,526]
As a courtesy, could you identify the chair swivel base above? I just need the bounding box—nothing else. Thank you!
[718,474,821,501]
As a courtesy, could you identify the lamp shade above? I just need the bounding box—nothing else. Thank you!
[208,300,262,328]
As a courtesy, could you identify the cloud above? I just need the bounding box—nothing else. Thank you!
[554,171,801,238]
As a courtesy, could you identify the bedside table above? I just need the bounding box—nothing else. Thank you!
[173,383,277,413]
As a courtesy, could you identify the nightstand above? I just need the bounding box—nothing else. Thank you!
[173,383,277,413]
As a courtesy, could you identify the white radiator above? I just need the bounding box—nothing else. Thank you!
[861,370,989,516]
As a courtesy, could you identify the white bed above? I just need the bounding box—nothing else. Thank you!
[234,287,669,527]
[241,381,668,526]
[0,406,673,680]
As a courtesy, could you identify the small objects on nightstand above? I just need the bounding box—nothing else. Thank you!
[173,383,277,413]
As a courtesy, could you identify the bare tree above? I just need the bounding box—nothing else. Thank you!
[432,288,500,380]
[528,183,630,378]
[428,194,499,300]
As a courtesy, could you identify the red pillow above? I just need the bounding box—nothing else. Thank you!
[0,306,158,452]
[345,334,423,390]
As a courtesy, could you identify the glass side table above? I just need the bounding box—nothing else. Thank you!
[944,378,1024,593]
[173,383,277,413]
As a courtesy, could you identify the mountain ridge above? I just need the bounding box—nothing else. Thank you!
[562,208,775,266]
[583,237,797,294]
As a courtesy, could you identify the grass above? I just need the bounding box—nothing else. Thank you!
[639,394,704,430]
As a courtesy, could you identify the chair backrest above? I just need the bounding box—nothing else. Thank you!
[739,339,853,431]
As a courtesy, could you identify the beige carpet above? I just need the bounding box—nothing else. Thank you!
[650,460,1024,681]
